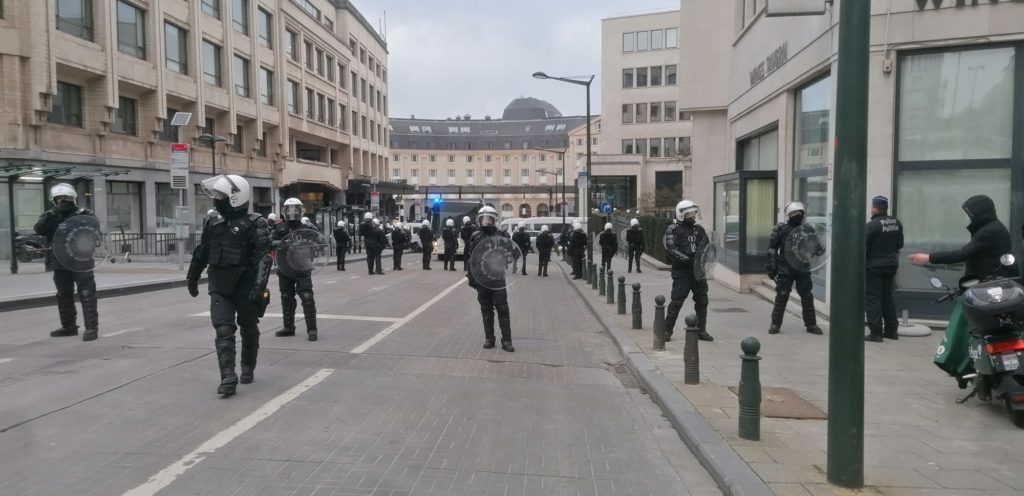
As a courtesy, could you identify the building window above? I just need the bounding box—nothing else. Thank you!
[158,107,181,142]
[339,64,347,88]
[429,169,437,177]
[622,139,634,154]
[327,98,336,126]
[257,8,272,48]
[230,125,243,153]
[202,40,222,86]
[485,169,493,177]
[201,0,220,18]
[326,55,335,82]
[664,137,677,156]
[339,104,347,130]
[393,168,401,177]
[503,155,511,163]
[233,54,250,97]
[50,82,84,127]
[650,66,663,86]
[411,169,419,176]
[636,67,648,87]
[317,94,326,123]
[680,111,693,121]
[305,41,314,69]
[651,29,664,50]
[447,155,455,163]
[635,138,647,156]
[622,32,634,52]
[539,154,547,162]
[361,78,367,103]
[164,22,187,74]
[287,79,300,114]
[199,117,215,146]
[116,1,146,59]
[393,154,400,162]
[286,30,298,60]
[232,0,248,35]
[467,156,474,163]
[466,169,474,176]
[107,181,142,233]
[635,103,647,123]
[622,68,634,89]
[665,101,677,122]
[650,102,661,122]
[361,115,367,138]
[649,138,662,158]
[112,96,137,135]
[665,65,677,85]
[256,131,267,157]
[259,67,273,105]
[738,128,778,171]
[666,28,678,48]
[637,30,649,51]
[57,0,94,41]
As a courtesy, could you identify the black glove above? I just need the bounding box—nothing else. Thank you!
[767,271,777,281]
[187,279,199,297]
[670,250,690,263]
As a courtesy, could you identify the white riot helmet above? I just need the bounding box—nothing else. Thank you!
[301,217,311,226]
[207,209,218,219]
[541,225,549,232]
[337,220,346,227]
[395,221,403,229]
[372,218,380,226]
[445,219,455,227]
[463,215,472,224]
[784,201,806,217]
[630,218,639,227]
[675,200,699,222]
[267,213,278,222]
[572,221,582,231]
[476,205,498,227]
[282,197,304,222]
[517,221,526,230]
[604,223,613,231]
[425,219,433,227]
[364,212,374,221]
[201,175,251,213]
[49,183,78,205]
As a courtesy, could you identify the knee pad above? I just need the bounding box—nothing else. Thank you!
[79,289,95,300]
[776,289,792,298]
[298,290,315,303]
[296,277,314,292]
[215,325,236,339]
[694,294,709,306]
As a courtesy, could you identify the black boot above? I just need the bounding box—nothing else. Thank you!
[239,327,259,385]
[768,324,781,335]
[54,291,78,337]
[698,330,714,342]
[483,337,496,349]
[215,326,237,396]
[806,325,824,335]
[865,334,883,342]
[307,329,318,341]
[276,327,295,336]
[501,340,515,352]
[82,328,98,341]
[50,327,78,337]
[239,365,255,384]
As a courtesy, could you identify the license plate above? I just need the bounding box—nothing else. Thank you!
[1003,354,1020,371]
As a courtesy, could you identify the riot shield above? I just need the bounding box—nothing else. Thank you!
[783,222,830,273]
[52,215,109,272]
[276,228,330,279]
[469,235,522,291]
[694,231,721,281]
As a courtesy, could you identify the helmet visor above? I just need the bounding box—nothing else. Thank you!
[200,176,236,200]
[283,205,303,221]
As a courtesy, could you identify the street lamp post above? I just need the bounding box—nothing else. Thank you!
[199,134,227,176]
[533,71,594,263]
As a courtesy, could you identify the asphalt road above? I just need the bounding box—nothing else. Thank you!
[0,258,720,496]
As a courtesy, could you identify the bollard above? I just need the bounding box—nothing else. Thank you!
[585,262,592,284]
[631,283,642,330]
[738,337,763,441]
[684,314,700,385]
[653,295,666,350]
[590,264,598,290]
[599,266,606,296]
[617,276,627,315]
[606,270,615,304]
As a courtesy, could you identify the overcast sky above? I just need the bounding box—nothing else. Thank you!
[355,0,678,120]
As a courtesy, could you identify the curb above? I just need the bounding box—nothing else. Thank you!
[557,261,775,496]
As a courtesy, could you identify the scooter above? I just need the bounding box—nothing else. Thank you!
[14,232,47,263]
[931,254,1024,428]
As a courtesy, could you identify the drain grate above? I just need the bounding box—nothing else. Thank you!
[511,338,560,348]
[711,307,749,313]
[604,361,641,389]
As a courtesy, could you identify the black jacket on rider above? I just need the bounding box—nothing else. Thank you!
[929,195,1018,281]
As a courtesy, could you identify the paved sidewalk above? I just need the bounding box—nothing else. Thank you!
[565,254,1024,496]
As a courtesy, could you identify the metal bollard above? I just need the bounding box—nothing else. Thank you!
[631,283,642,330]
[738,337,762,441]
[653,295,666,350]
[617,277,627,315]
[684,314,700,385]
[606,270,615,304]
[599,266,606,296]
[590,264,598,290]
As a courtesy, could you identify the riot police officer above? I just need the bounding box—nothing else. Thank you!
[273,198,319,341]
[359,213,384,275]
[34,183,100,341]
[865,196,904,342]
[766,201,823,335]
[391,222,408,270]
[664,201,713,342]
[419,220,434,270]
[187,174,272,396]
[626,218,644,273]
[568,222,588,279]
[442,218,459,271]
[467,206,514,352]
[373,219,388,273]
[536,225,555,276]
[512,222,531,276]
[333,220,350,271]
[599,223,617,272]
[459,215,476,271]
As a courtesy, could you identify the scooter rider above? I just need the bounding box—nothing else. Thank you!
[664,201,713,342]
[459,215,476,271]
[626,218,644,273]
[273,198,318,341]
[909,195,1017,280]
[512,222,531,276]
[333,220,350,271]
[466,206,515,352]
[442,219,459,271]
[187,175,272,396]
[599,223,617,272]
[419,220,434,270]
[536,225,555,276]
[34,183,100,341]
[767,201,823,336]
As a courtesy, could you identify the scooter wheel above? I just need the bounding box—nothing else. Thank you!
[1008,400,1024,428]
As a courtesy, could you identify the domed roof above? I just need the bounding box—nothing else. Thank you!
[502,97,562,120]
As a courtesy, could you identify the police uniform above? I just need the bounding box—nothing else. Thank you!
[599,228,617,272]
[442,225,459,270]
[766,208,822,335]
[273,221,319,340]
[418,224,435,269]
[512,228,531,275]
[333,224,350,270]
[626,225,644,273]
[34,206,99,340]
[459,222,477,271]
[535,230,555,276]
[466,207,514,352]
[359,219,383,275]
[568,229,588,279]
[391,227,408,270]
[663,219,712,341]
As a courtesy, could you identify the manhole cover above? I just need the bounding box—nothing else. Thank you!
[512,338,559,348]
[711,307,749,313]
[727,386,826,419]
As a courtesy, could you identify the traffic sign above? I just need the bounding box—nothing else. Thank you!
[170,143,189,169]
[370,191,380,209]
[370,176,379,185]
[600,202,611,214]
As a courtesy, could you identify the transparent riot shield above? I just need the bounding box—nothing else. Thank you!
[469,235,523,291]
[783,222,830,273]
[51,215,109,272]
[276,228,330,279]
[694,231,721,281]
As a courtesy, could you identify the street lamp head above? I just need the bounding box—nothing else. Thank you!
[199,133,227,143]
[532,71,549,80]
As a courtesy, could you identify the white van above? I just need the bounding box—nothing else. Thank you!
[499,216,582,247]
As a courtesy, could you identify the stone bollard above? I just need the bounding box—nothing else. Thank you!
[684,315,700,385]
[631,283,642,330]
[585,262,593,284]
[617,277,627,315]
[653,296,666,350]
[599,266,606,296]
[590,264,598,290]
[738,337,763,441]
[606,270,615,304]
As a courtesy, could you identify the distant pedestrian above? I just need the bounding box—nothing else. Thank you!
[626,218,644,273]
[599,223,617,272]
[333,220,350,271]
[864,196,903,342]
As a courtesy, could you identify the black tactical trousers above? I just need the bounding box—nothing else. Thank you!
[476,287,511,342]
[444,246,457,270]
[279,273,317,332]
[628,247,643,272]
[366,246,382,274]
[393,247,404,269]
[210,290,260,385]
[463,246,471,271]
[865,269,898,336]
[601,250,615,272]
[336,245,347,270]
[53,269,98,331]
[538,250,551,275]
[772,272,817,327]
[513,253,527,275]
[664,268,709,337]
[422,248,433,269]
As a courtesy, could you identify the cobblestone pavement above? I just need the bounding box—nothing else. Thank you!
[0,256,720,496]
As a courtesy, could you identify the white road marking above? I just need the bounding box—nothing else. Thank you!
[324,280,338,284]
[101,327,143,338]
[349,276,359,279]
[189,312,399,323]
[121,368,335,496]
[350,278,465,354]
[0,358,14,364]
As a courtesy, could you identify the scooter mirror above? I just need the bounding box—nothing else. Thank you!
[962,279,980,288]
[1000,254,1016,267]
[929,277,943,289]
